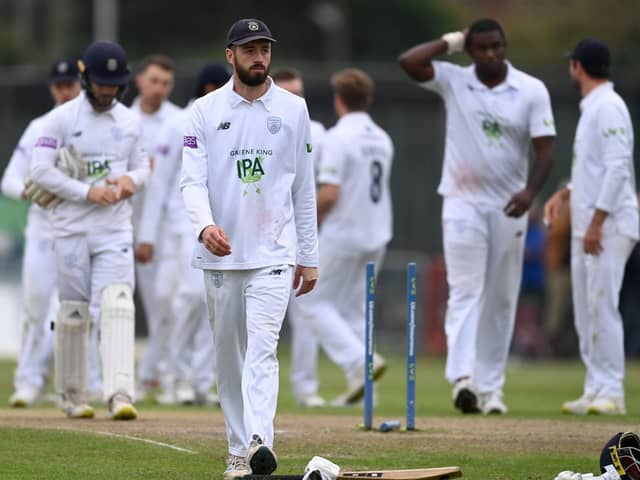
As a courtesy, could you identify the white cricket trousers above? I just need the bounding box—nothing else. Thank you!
[571,234,635,398]
[204,265,292,457]
[54,230,135,399]
[442,197,527,393]
[137,227,179,385]
[289,245,385,386]
[170,230,215,394]
[14,235,57,392]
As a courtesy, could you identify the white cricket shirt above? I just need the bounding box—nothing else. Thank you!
[181,79,318,270]
[138,106,192,244]
[30,91,150,237]
[310,119,326,178]
[129,98,182,239]
[317,111,394,252]
[570,82,638,240]
[421,61,556,205]
[1,113,53,239]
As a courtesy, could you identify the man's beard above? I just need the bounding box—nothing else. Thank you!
[235,60,269,87]
[90,92,117,111]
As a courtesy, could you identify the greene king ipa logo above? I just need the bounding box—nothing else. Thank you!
[231,148,272,195]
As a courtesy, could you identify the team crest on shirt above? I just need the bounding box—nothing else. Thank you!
[267,116,281,134]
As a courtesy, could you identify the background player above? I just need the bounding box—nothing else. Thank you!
[545,39,638,416]
[129,55,182,400]
[29,41,149,419]
[287,68,393,407]
[139,62,231,406]
[398,18,555,414]
[1,59,82,407]
[272,67,327,408]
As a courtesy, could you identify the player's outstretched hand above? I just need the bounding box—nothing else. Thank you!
[293,265,318,297]
[135,243,154,263]
[504,188,534,217]
[107,175,136,201]
[87,185,117,206]
[201,225,232,257]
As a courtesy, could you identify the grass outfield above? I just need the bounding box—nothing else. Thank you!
[1,352,639,479]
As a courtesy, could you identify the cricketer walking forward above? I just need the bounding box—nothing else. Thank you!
[180,18,318,478]
[29,41,150,420]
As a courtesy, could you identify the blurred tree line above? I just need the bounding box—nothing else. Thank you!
[0,0,459,64]
[1,0,638,67]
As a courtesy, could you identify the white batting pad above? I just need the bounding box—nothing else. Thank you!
[100,283,135,401]
[55,301,90,401]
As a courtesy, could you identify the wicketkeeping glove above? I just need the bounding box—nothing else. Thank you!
[24,145,87,209]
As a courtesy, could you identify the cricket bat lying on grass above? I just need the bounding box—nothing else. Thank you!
[243,466,462,480]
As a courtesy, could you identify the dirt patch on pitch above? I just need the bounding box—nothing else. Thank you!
[0,408,633,458]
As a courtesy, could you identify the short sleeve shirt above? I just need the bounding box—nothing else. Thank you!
[420,61,556,205]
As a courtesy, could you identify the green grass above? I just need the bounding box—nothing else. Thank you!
[1,352,639,479]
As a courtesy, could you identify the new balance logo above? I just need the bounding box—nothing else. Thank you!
[217,121,231,130]
[269,269,283,276]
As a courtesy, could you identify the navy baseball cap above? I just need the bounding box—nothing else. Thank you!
[226,18,276,47]
[600,432,640,480]
[566,38,611,77]
[49,58,80,84]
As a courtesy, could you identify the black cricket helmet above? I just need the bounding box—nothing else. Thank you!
[601,432,640,480]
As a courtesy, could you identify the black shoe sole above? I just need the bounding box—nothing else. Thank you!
[249,446,277,475]
[454,388,481,414]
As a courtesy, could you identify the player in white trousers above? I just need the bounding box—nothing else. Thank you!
[399,18,556,414]
[129,55,182,400]
[287,69,393,407]
[139,63,231,406]
[271,67,327,408]
[30,41,149,420]
[181,19,318,478]
[545,39,638,416]
[1,59,83,407]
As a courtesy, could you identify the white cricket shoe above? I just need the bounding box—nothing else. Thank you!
[297,394,327,408]
[155,386,177,405]
[224,454,250,479]
[587,396,626,415]
[338,353,387,406]
[59,393,95,419]
[479,390,508,414]
[452,377,480,414]
[247,434,277,475]
[108,393,137,420]
[175,380,196,405]
[9,386,41,407]
[562,393,597,415]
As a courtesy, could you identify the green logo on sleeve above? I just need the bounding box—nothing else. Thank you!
[306,143,312,153]
[603,127,625,138]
